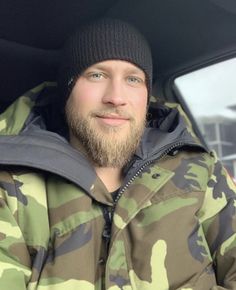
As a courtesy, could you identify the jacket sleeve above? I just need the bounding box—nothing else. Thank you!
[201,155,236,289]
[0,171,31,289]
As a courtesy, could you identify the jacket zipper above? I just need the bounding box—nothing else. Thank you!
[101,205,112,256]
[101,140,205,255]
[112,140,196,208]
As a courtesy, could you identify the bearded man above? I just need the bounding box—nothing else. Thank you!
[0,18,236,290]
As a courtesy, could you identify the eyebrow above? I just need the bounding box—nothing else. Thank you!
[126,67,145,75]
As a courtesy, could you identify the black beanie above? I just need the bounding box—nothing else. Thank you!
[58,18,153,104]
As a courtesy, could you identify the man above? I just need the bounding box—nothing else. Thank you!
[0,18,236,290]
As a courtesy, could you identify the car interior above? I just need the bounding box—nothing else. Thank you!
[1,0,236,177]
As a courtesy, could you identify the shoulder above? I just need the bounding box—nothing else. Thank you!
[0,166,47,206]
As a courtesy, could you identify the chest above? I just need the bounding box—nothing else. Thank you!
[26,167,217,290]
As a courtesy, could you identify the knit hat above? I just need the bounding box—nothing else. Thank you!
[58,18,153,104]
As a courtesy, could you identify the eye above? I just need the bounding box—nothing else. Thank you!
[87,72,105,81]
[127,76,144,85]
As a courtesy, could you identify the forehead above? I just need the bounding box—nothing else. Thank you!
[85,60,145,76]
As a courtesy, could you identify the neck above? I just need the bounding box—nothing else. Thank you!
[95,166,123,192]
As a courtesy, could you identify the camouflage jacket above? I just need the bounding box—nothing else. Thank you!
[0,83,236,290]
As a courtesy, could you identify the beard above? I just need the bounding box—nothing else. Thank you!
[65,101,146,168]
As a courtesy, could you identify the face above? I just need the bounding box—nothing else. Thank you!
[66,60,148,167]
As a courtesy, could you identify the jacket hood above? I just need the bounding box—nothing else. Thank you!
[0,82,207,194]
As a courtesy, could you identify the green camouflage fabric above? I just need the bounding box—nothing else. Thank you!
[0,83,236,289]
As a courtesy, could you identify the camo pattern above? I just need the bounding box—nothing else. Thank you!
[0,152,236,290]
[0,85,236,289]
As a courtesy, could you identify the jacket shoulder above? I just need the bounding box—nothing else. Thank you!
[0,167,50,247]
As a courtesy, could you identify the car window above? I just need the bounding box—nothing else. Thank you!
[173,58,236,180]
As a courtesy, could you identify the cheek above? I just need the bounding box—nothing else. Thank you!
[72,83,104,106]
[70,86,89,104]
[68,86,102,117]
[131,91,148,116]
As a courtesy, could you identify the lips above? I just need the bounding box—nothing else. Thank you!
[96,114,130,126]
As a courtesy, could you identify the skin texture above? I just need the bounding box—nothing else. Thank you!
[66,60,148,191]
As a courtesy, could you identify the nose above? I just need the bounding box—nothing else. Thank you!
[102,79,127,106]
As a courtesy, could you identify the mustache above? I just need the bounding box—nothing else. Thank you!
[90,108,133,120]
